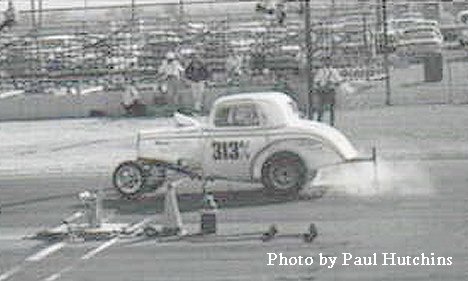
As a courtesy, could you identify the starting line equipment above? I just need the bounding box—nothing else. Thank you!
[27,163,322,244]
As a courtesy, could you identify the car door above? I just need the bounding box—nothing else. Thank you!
[203,101,268,181]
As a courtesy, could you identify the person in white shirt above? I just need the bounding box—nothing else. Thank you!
[121,78,144,116]
[313,56,343,126]
[158,52,185,105]
[226,50,243,84]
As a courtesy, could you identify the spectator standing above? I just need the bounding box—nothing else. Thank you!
[2,0,15,29]
[275,2,286,25]
[295,48,307,77]
[226,50,243,84]
[158,51,184,105]
[313,56,343,126]
[250,46,266,76]
[121,80,145,116]
[256,0,286,25]
[185,55,210,112]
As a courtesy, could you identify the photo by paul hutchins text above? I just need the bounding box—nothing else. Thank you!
[267,253,453,268]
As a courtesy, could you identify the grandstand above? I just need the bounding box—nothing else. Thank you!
[0,1,387,94]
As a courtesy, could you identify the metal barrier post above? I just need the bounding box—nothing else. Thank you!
[382,0,392,106]
[304,0,314,119]
[163,181,184,234]
[79,191,101,228]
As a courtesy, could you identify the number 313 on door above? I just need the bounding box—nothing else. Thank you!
[212,140,250,161]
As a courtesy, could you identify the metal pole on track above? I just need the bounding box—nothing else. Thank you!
[30,0,40,90]
[382,0,391,106]
[38,0,42,27]
[304,0,314,119]
[30,0,36,27]
[447,59,453,104]
[131,0,136,77]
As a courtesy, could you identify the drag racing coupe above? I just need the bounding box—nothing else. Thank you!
[113,92,367,197]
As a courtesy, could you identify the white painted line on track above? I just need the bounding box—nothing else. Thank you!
[79,217,151,261]
[43,272,61,281]
[25,242,66,262]
[43,265,73,281]
[7,217,150,281]
[42,235,122,281]
[0,265,22,281]
[80,237,119,260]
[0,242,66,281]
[125,217,153,234]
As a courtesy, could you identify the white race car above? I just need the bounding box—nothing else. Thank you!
[113,92,369,197]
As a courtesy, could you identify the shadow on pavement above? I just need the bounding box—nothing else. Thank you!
[100,187,326,215]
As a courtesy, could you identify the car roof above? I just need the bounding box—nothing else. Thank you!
[214,92,293,105]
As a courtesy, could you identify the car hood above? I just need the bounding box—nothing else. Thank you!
[295,119,360,161]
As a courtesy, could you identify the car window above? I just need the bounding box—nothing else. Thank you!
[214,103,261,127]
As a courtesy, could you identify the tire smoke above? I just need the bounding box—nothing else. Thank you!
[311,160,434,197]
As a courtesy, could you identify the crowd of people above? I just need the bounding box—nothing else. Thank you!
[122,50,244,116]
[156,51,211,112]
[121,50,211,116]
[120,48,350,126]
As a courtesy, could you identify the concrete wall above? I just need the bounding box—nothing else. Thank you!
[0,91,125,121]
[0,85,293,121]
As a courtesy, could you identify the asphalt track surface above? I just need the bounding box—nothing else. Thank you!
[1,105,468,281]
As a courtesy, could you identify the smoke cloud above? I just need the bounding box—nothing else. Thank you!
[311,160,435,197]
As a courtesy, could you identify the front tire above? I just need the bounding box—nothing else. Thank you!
[113,161,146,197]
[261,151,308,192]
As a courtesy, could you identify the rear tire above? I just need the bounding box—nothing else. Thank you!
[261,151,308,192]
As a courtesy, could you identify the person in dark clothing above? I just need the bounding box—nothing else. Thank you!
[250,48,266,76]
[185,56,210,112]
